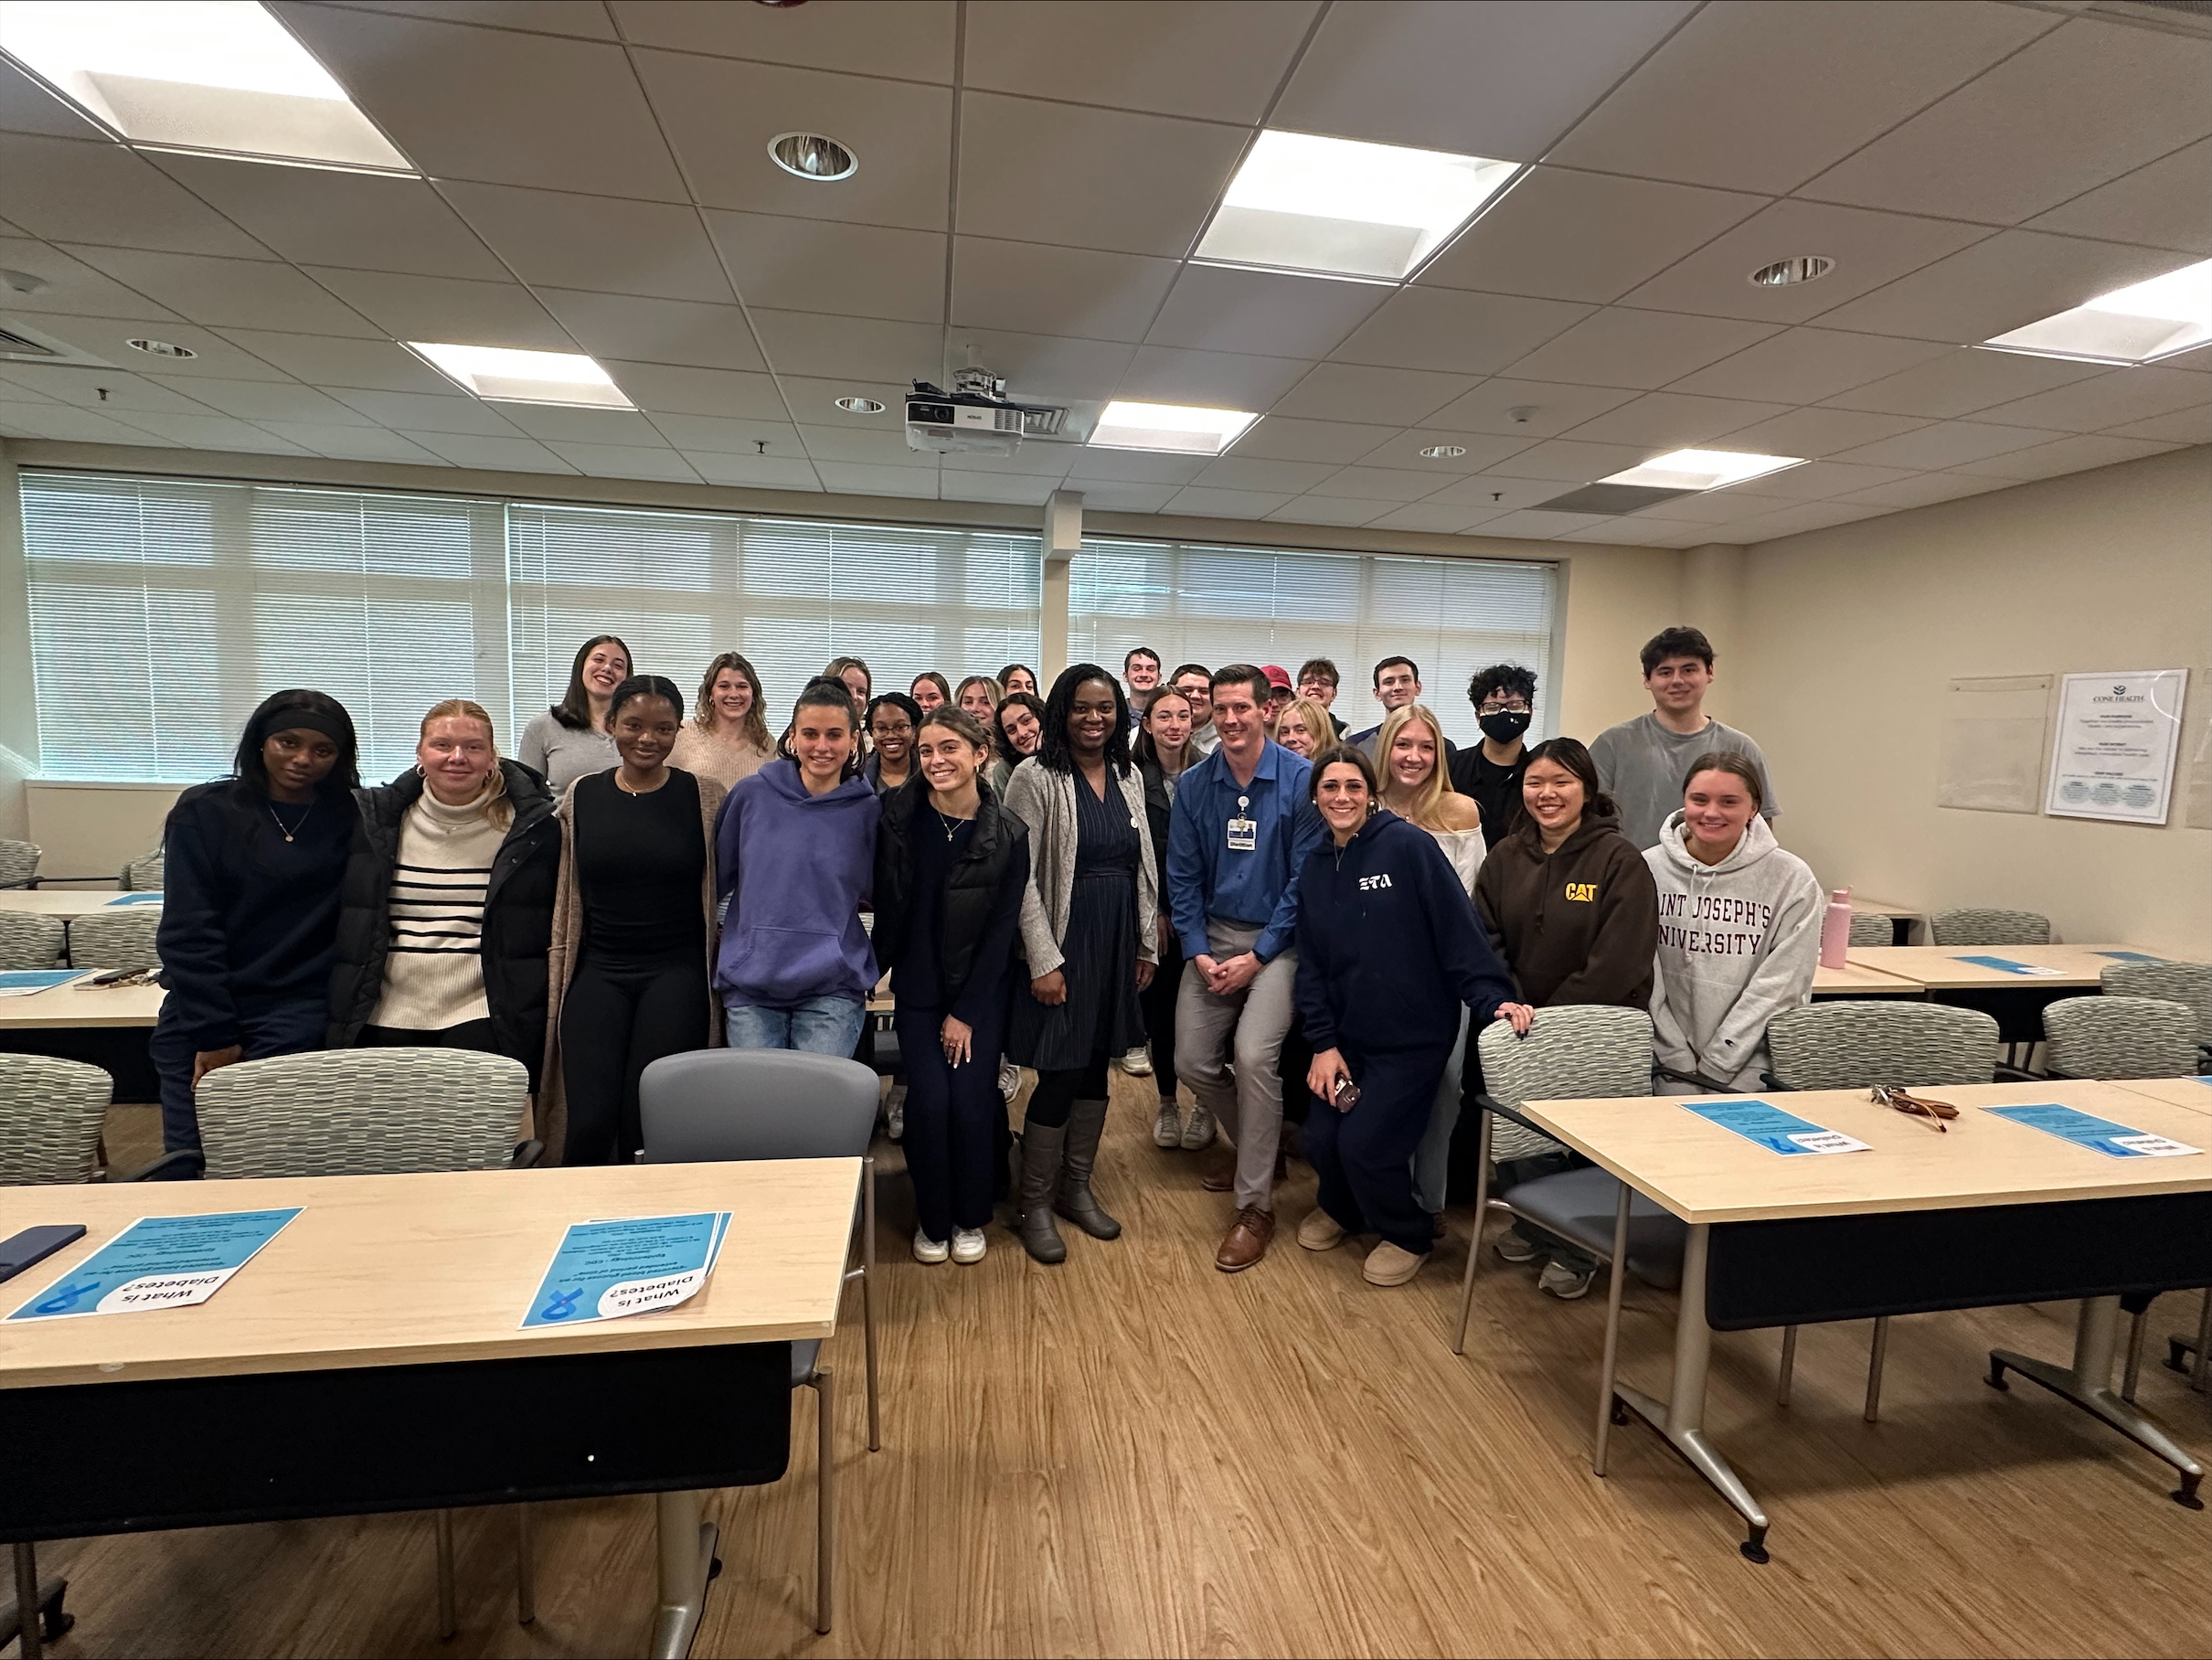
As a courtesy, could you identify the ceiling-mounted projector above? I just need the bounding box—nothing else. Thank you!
[906,367,1067,456]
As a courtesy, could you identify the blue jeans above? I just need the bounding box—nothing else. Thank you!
[725,995,866,1055]
[150,996,329,1155]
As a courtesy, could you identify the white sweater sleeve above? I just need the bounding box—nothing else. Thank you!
[1707,865,1823,1088]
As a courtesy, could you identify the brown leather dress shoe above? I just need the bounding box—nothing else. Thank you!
[1200,1150,1237,1192]
[1215,1206,1274,1272]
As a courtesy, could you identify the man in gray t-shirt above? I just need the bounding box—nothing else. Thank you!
[1590,626,1780,849]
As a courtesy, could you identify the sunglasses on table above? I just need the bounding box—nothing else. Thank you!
[1869,1086,1960,1131]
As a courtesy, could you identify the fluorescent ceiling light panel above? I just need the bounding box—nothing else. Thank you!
[1195,130,1517,282]
[1601,449,1804,491]
[1980,258,2212,366]
[409,343,633,409]
[1088,400,1258,457]
[0,0,410,171]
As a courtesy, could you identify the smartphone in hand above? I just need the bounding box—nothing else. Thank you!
[1332,1074,1361,1112]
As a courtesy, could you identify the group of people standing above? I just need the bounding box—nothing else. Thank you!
[152,622,1821,1293]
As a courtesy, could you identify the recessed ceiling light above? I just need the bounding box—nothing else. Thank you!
[407,343,633,409]
[1088,400,1258,457]
[1418,444,1467,459]
[1600,449,1804,491]
[1194,129,1517,282]
[126,337,195,358]
[1749,256,1834,287]
[0,0,411,172]
[1979,258,2212,366]
[769,132,856,182]
[833,396,885,414]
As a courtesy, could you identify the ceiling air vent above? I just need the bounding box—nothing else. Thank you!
[0,325,62,361]
[1534,483,1696,516]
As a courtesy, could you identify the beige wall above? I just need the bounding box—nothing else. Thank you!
[27,782,181,881]
[1733,446,2212,956]
[1557,541,1686,740]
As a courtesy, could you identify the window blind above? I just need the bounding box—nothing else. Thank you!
[1069,536,1558,746]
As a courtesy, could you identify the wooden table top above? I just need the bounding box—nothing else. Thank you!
[1811,960,1923,995]
[1843,943,2179,990]
[0,890,160,918]
[2107,1076,2212,1116]
[1521,1079,2212,1226]
[0,979,165,1029]
[0,1159,858,1390]
[1847,898,1921,920]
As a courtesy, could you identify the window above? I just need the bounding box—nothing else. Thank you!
[20,470,1041,782]
[1069,535,1558,745]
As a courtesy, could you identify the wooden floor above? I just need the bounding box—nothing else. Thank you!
[45,1088,2212,1659]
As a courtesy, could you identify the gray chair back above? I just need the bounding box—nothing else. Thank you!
[1929,907,2051,946]
[1846,910,1893,947]
[639,1049,878,1163]
[2042,995,2200,1080]
[0,839,37,889]
[66,910,162,973]
[2100,962,2212,1048]
[1476,1006,1653,1162]
[195,1049,530,1178]
[120,850,165,891]
[0,1054,112,1185]
[1767,1002,1999,1091]
[0,913,66,971]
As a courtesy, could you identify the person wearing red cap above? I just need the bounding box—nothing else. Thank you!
[1260,665,1294,738]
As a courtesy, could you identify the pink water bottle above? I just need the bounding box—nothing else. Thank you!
[1819,888,1853,969]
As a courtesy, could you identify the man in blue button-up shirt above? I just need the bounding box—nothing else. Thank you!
[1166,665,1324,1271]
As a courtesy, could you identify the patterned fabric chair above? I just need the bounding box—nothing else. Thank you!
[1481,1005,1652,1164]
[65,910,162,974]
[0,913,67,971]
[2101,962,2212,1061]
[1847,910,1893,948]
[119,849,165,891]
[0,1054,112,1185]
[1929,907,2051,946]
[2041,995,2199,1080]
[0,839,38,889]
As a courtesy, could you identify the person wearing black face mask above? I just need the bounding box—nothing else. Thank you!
[1448,664,1537,850]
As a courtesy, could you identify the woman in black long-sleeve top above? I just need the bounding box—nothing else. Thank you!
[151,689,362,1155]
[873,707,1029,1265]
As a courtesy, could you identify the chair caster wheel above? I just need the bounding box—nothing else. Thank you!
[708,1556,724,1580]
[1740,1530,1770,1566]
[2174,1474,2204,1511]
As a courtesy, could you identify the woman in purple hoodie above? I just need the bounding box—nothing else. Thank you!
[714,676,882,1053]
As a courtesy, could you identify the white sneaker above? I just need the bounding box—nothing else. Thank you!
[1153,1100,1182,1148]
[912,1229,949,1265]
[1538,1259,1596,1300]
[951,1228,987,1264]
[998,1059,1021,1102]
[1179,1103,1217,1151]
[1118,1046,1153,1077]
[885,1083,907,1142]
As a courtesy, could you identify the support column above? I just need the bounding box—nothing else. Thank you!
[0,442,38,840]
[1041,489,1079,683]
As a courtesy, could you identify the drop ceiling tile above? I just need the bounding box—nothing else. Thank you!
[1828,471,2014,509]
[1811,230,2190,346]
[2027,136,2212,255]
[271,3,686,198]
[1714,460,1921,502]
[1228,416,1399,464]
[1304,464,1454,502]
[612,0,955,79]
[950,238,1177,345]
[328,388,526,435]
[1419,168,1766,304]
[1275,0,1695,159]
[1482,438,1656,484]
[633,51,952,230]
[1559,391,1792,449]
[1968,368,2212,434]
[1727,500,1891,541]
[440,183,731,303]
[774,376,908,424]
[62,249,381,336]
[1620,201,1993,325]
[261,422,448,464]
[405,431,579,473]
[1669,329,1954,405]
[1160,486,1295,519]
[139,378,378,425]
[813,463,938,501]
[1714,406,1930,457]
[797,424,927,465]
[2154,342,2212,373]
[1420,474,1583,511]
[750,311,941,382]
[0,134,268,256]
[683,452,822,490]
[1366,502,1488,535]
[1328,288,1594,378]
[1353,430,1538,473]
[0,59,105,139]
[965,0,1317,122]
[939,444,1077,479]
[1500,308,1778,389]
[1065,449,1210,486]
[1271,363,1478,426]
[1800,20,2212,225]
[1949,432,2183,481]
[215,330,457,394]
[0,364,217,413]
[1555,517,1696,548]
[957,93,1246,258]
[8,314,293,378]
[337,4,620,37]
[644,414,802,456]
[0,400,178,444]
[1268,495,1391,528]
[1144,266,1387,360]
[0,237,186,320]
[542,442,703,483]
[935,471,1059,506]
[149,154,507,280]
[2106,405,2212,444]
[1422,378,1640,437]
[1817,348,2108,419]
[1118,346,1315,410]
[938,331,1134,403]
[107,410,314,452]
[1466,508,1607,540]
[1547,0,2058,193]
[1072,482,1179,514]
[538,291,767,373]
[1827,419,2067,470]
[304,269,570,350]
[1632,487,1797,524]
[496,405,666,444]
[1189,456,1340,494]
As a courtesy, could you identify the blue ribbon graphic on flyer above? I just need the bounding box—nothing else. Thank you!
[521,1211,732,1329]
[1984,1102,2199,1159]
[7,1208,303,1320]
[1681,1098,1871,1155]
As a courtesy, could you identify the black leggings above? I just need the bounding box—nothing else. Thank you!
[560,954,707,1165]
[1138,932,1183,1101]
[1026,1058,1110,1130]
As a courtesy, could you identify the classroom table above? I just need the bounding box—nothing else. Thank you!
[1842,943,2183,1045]
[1809,960,1923,997]
[0,892,160,920]
[0,1159,859,1658]
[0,979,165,1031]
[1515,1078,2212,1562]
[1846,898,1920,946]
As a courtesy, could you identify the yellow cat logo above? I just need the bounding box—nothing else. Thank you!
[1564,882,1598,902]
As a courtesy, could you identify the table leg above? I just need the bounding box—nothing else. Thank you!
[1591,1183,1631,1477]
[645,1491,721,1659]
[2166,1288,2211,1393]
[1611,1222,1773,1563]
[1989,1295,2204,1508]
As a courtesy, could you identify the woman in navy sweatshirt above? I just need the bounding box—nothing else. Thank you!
[1292,746,1515,1287]
[151,689,362,1156]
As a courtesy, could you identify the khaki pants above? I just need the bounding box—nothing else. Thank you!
[1175,919,1300,1211]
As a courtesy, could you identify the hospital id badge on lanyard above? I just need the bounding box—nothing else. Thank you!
[1226,794,1257,853]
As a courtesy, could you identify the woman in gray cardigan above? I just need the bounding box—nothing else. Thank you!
[1000,665,1160,1263]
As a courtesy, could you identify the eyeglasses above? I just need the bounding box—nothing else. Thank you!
[1477,700,1533,715]
[1869,1086,1959,1131]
